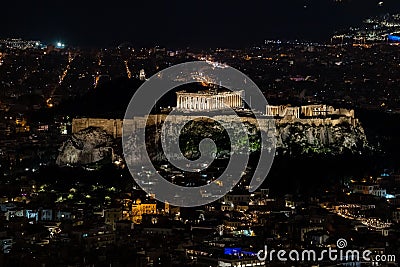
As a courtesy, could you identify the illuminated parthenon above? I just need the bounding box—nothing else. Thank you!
[176,90,244,111]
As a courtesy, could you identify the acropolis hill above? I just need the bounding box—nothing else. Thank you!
[52,90,370,166]
[57,100,370,165]
[72,104,359,139]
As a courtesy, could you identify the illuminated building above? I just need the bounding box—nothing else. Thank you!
[352,183,387,197]
[131,198,157,224]
[15,117,30,133]
[176,90,244,111]
[139,69,146,81]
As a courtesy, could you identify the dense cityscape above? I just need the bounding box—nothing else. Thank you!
[2,8,400,267]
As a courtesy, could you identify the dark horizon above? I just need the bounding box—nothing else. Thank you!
[2,0,400,48]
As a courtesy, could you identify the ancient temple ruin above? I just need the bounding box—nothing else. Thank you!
[176,90,244,111]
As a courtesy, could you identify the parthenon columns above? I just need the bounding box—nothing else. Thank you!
[176,91,243,111]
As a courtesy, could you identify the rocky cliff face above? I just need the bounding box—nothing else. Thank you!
[63,117,370,166]
[178,118,369,157]
[274,119,369,155]
[56,127,117,166]
[137,117,370,161]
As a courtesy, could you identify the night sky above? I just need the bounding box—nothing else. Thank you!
[2,0,400,47]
